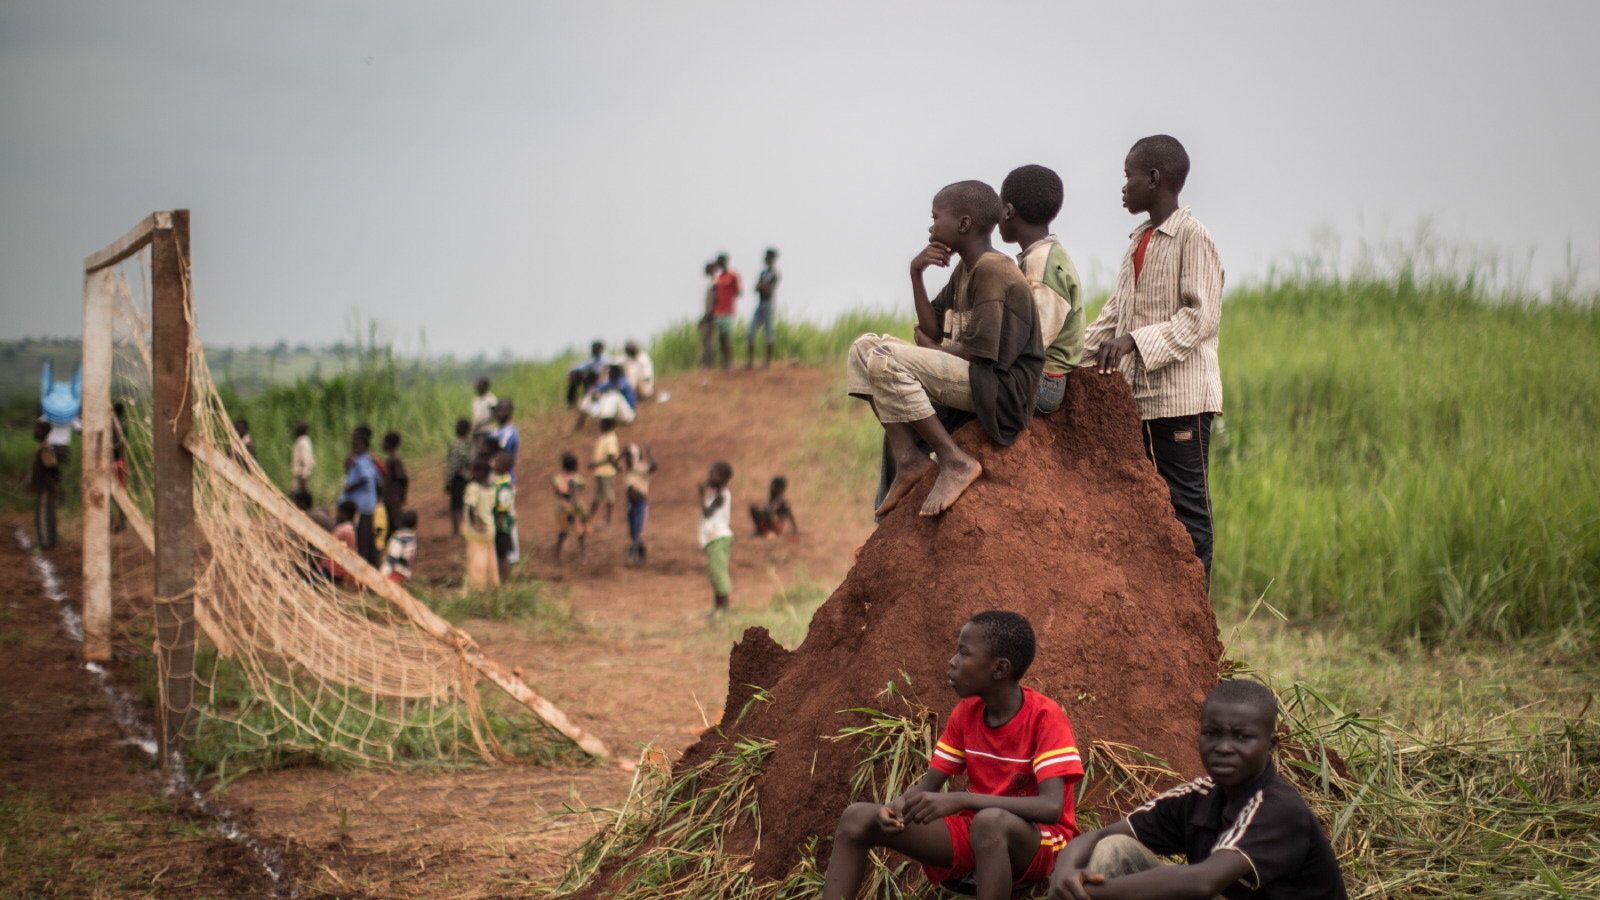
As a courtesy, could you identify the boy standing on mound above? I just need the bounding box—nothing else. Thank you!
[1081,135,1224,579]
[999,165,1085,414]
[848,180,1043,518]
[1048,680,1347,899]
[824,611,1084,899]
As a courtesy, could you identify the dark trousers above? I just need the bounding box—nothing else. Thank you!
[355,513,379,566]
[1142,413,1215,582]
[34,487,58,550]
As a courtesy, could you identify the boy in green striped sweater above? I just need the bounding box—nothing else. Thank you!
[999,164,1085,414]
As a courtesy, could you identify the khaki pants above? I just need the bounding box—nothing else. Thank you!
[845,334,974,424]
[1087,836,1221,899]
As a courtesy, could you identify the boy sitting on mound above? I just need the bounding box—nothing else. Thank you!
[848,181,1043,517]
[824,611,1084,900]
[1048,680,1347,900]
[998,164,1085,415]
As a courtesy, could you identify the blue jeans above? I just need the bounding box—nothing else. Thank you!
[1034,371,1067,414]
[748,300,775,347]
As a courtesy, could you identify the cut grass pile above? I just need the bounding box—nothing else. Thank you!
[551,668,1600,898]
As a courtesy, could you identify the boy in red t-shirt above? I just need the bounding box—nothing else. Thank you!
[823,610,1085,899]
[710,252,741,370]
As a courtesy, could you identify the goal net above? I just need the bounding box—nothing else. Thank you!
[82,212,609,773]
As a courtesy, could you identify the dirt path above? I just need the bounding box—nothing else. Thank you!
[219,363,878,895]
[0,525,291,898]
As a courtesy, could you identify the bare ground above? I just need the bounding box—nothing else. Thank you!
[0,363,873,897]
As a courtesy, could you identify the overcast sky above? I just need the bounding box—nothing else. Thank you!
[3,1,1598,358]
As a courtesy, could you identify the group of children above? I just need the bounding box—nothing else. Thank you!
[699,248,782,370]
[854,137,1223,581]
[823,610,1347,899]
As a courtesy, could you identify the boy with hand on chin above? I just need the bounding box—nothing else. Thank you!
[824,611,1084,900]
[848,180,1043,518]
[1048,680,1347,900]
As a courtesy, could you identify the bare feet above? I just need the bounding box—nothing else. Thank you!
[920,453,981,516]
[874,457,934,518]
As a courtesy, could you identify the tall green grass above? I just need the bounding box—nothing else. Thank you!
[1213,273,1600,640]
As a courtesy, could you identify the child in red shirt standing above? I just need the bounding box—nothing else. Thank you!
[710,252,741,370]
[824,610,1085,899]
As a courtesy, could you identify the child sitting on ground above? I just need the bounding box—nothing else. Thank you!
[380,509,418,583]
[551,452,588,563]
[491,451,518,581]
[999,164,1085,415]
[574,364,637,430]
[848,180,1043,518]
[327,500,360,584]
[461,458,499,592]
[749,476,799,537]
[588,418,620,527]
[1048,680,1347,899]
[621,442,657,565]
[698,461,734,616]
[824,611,1084,899]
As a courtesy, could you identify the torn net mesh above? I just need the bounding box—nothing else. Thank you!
[104,248,508,768]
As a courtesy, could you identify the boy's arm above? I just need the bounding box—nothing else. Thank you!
[910,244,952,343]
[901,775,1066,826]
[887,770,950,815]
[1052,847,1252,900]
[1128,227,1223,373]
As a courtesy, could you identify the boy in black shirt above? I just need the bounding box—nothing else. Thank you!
[846,180,1043,518]
[1048,680,1347,900]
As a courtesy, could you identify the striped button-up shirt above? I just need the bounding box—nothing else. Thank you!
[1081,207,1224,419]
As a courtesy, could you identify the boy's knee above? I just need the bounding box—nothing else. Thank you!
[968,807,1025,847]
[1086,835,1156,878]
[835,802,885,841]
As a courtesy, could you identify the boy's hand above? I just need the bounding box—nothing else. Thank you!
[1048,868,1104,900]
[913,328,941,349]
[876,805,906,833]
[900,790,966,824]
[1094,334,1136,374]
[911,242,953,275]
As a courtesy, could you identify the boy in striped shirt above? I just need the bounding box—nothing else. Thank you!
[1082,135,1224,582]
[824,611,1084,899]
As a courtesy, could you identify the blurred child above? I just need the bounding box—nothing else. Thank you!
[699,260,719,367]
[748,247,781,369]
[233,417,257,464]
[461,458,499,591]
[339,427,382,566]
[750,475,799,537]
[30,420,60,550]
[588,418,620,527]
[111,401,128,532]
[290,420,314,505]
[621,442,657,565]
[622,340,656,401]
[381,431,409,534]
[552,452,588,563]
[380,509,419,584]
[470,377,498,437]
[328,500,359,584]
[491,451,518,581]
[444,418,474,536]
[698,461,734,616]
[711,253,741,369]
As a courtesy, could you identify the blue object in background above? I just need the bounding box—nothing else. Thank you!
[40,359,82,425]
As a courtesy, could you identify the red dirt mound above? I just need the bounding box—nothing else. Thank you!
[595,369,1222,887]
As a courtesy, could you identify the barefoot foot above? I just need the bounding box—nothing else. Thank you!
[874,457,935,518]
[920,455,982,516]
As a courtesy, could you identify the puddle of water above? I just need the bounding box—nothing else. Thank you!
[14,527,294,896]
